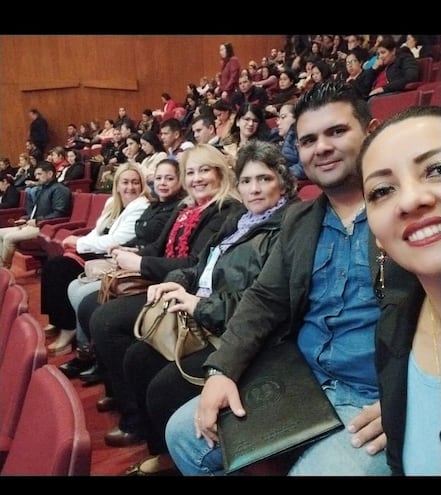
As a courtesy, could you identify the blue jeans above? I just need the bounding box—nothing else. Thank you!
[165,386,391,476]
[67,278,101,349]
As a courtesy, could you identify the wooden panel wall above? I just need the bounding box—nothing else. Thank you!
[0,35,285,162]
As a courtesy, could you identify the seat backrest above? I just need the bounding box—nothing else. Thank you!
[418,81,441,106]
[0,284,29,367]
[39,192,92,239]
[416,57,433,83]
[0,191,27,228]
[298,184,322,201]
[1,364,91,476]
[0,267,15,309]
[0,313,47,465]
[369,90,422,124]
[431,61,441,82]
[66,162,93,193]
[54,193,110,242]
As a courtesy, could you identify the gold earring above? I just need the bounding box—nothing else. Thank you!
[375,250,387,299]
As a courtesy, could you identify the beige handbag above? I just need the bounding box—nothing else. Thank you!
[133,297,221,385]
[77,258,116,284]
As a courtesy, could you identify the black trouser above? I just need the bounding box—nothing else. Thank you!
[78,291,147,434]
[123,341,213,453]
[41,256,83,329]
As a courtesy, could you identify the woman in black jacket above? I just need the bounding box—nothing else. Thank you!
[60,158,186,378]
[365,35,419,98]
[359,105,441,475]
[122,140,299,475]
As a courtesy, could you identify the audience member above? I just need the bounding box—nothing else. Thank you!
[365,35,419,98]
[0,171,20,209]
[159,118,194,159]
[212,100,235,144]
[222,103,271,163]
[0,161,71,268]
[123,133,147,165]
[344,35,370,65]
[0,157,16,177]
[153,93,178,121]
[342,51,372,100]
[254,65,279,101]
[190,115,222,148]
[40,162,151,356]
[218,42,241,102]
[138,131,167,187]
[231,70,268,111]
[358,105,441,476]
[114,106,134,130]
[270,102,306,180]
[399,34,433,59]
[265,68,299,116]
[59,158,186,380]
[57,149,85,185]
[13,153,35,191]
[136,109,160,136]
[28,108,49,154]
[64,124,80,151]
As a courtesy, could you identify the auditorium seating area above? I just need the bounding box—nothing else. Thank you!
[0,34,440,478]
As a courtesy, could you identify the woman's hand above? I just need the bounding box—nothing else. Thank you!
[62,235,80,248]
[146,282,200,316]
[146,282,183,304]
[111,248,141,271]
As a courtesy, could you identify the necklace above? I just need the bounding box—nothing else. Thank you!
[428,299,441,381]
[340,202,365,235]
[428,299,441,446]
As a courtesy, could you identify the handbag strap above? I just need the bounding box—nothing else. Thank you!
[174,312,221,386]
[133,299,167,341]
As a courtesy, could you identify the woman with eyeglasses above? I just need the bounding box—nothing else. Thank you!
[222,103,271,166]
[342,51,372,100]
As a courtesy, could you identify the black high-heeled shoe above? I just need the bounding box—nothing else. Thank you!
[79,363,103,387]
[59,357,95,379]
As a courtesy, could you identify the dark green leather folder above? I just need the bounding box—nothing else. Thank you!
[217,340,344,473]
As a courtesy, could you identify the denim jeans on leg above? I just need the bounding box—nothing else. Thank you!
[67,278,101,350]
[165,388,391,476]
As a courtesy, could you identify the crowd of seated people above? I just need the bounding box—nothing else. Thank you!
[3,34,440,477]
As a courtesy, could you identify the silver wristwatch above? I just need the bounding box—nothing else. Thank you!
[204,367,225,381]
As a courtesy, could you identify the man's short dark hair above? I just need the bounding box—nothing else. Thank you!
[35,160,56,175]
[294,80,372,132]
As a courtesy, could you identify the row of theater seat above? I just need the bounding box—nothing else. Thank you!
[0,267,92,476]
[0,192,111,272]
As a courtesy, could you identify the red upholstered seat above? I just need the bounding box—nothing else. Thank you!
[0,313,47,469]
[1,364,91,476]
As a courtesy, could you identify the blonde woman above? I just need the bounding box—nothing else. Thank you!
[41,162,151,355]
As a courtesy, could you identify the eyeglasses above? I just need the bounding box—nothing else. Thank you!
[346,60,359,65]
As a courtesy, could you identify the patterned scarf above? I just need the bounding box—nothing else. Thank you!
[165,204,205,258]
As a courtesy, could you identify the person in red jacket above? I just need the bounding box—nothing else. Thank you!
[218,42,241,102]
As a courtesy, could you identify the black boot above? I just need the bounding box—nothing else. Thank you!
[59,346,95,379]
[79,362,103,387]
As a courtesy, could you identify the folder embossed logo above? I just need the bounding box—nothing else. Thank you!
[217,340,344,473]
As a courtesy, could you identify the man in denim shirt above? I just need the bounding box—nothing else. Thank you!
[164,81,418,475]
